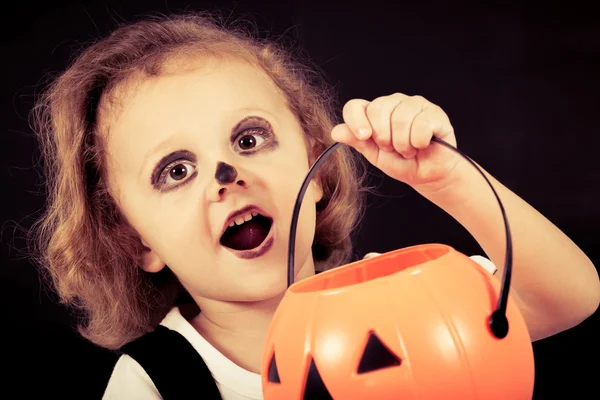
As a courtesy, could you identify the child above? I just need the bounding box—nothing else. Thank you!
[29,12,599,400]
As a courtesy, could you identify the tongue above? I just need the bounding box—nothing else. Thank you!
[221,220,270,250]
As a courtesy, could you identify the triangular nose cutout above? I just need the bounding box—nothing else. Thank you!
[357,332,402,374]
[303,358,333,399]
[268,354,280,383]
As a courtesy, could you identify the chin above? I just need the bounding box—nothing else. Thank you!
[239,264,290,300]
[218,223,316,301]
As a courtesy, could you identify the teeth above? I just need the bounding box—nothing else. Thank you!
[230,211,259,227]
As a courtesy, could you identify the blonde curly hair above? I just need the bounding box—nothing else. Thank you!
[29,12,367,350]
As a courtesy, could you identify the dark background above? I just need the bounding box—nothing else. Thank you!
[2,0,598,398]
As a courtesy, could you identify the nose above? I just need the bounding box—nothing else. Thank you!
[215,161,238,184]
[211,161,247,200]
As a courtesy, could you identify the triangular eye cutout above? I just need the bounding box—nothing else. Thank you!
[303,358,333,399]
[357,332,402,374]
[268,353,280,383]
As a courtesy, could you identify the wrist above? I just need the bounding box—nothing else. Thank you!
[412,158,475,204]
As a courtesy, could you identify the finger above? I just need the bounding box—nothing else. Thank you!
[331,123,380,164]
[342,99,373,140]
[366,94,406,152]
[411,105,456,150]
[390,96,427,159]
[363,252,382,260]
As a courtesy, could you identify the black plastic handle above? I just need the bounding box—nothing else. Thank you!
[287,138,512,339]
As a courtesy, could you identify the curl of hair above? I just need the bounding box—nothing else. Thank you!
[29,12,367,349]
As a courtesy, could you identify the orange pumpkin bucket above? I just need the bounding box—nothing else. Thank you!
[261,139,535,399]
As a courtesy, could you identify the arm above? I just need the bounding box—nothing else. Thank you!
[333,92,599,342]
[415,158,600,341]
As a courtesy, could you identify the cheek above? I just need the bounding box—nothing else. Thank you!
[267,159,319,247]
[124,194,211,261]
[268,147,312,190]
[263,145,319,220]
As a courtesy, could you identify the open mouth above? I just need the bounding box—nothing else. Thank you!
[220,211,274,251]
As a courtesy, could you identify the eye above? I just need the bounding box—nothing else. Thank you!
[159,161,196,189]
[233,129,267,152]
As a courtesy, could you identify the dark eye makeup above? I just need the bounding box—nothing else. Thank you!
[231,116,278,154]
[150,115,279,191]
[151,150,196,187]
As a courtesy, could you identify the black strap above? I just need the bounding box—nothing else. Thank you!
[121,325,223,400]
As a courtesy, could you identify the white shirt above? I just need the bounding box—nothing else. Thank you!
[103,255,497,400]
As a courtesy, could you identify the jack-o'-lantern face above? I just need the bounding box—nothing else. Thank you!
[267,331,401,398]
[261,244,534,400]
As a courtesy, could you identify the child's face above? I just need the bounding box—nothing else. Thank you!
[101,57,323,302]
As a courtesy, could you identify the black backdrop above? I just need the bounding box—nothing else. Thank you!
[2,0,598,398]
